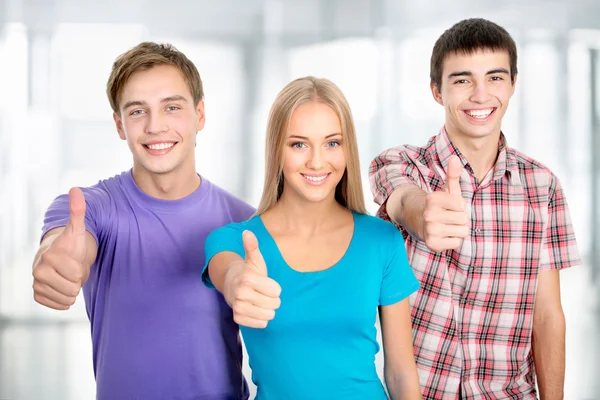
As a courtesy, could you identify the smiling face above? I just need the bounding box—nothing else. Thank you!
[280,101,346,205]
[113,64,205,179]
[432,49,517,142]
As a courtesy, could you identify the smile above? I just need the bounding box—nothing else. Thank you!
[301,173,331,185]
[144,142,175,150]
[463,108,496,120]
[143,142,177,155]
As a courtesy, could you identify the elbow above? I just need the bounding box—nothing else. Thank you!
[533,307,566,339]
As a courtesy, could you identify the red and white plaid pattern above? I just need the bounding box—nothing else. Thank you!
[369,128,581,400]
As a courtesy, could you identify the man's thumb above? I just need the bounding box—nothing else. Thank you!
[444,155,463,196]
[65,187,86,236]
[243,230,267,275]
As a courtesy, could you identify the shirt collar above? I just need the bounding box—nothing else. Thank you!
[435,126,521,187]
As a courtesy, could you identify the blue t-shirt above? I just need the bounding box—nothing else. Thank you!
[42,170,254,400]
[203,211,420,400]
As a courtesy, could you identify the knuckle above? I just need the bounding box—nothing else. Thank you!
[425,193,437,206]
[33,293,44,304]
[32,268,41,281]
[232,303,244,316]
[69,285,81,298]
[32,281,43,293]
[239,274,252,287]
[422,209,433,223]
[424,222,438,236]
[257,320,268,329]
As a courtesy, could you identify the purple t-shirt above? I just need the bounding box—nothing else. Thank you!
[42,170,254,400]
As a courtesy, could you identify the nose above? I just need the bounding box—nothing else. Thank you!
[306,147,325,170]
[469,81,492,104]
[145,111,168,134]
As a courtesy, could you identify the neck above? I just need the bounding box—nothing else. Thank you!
[132,160,200,200]
[445,127,500,183]
[268,191,347,235]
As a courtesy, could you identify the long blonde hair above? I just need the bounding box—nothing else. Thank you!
[255,76,367,215]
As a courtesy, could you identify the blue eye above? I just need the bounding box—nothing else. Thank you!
[327,141,341,147]
[291,142,306,149]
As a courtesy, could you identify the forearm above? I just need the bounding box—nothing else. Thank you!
[385,368,422,400]
[207,252,244,295]
[533,312,566,400]
[387,186,427,240]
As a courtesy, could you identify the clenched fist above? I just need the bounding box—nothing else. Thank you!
[421,155,469,252]
[33,187,89,310]
[223,230,281,329]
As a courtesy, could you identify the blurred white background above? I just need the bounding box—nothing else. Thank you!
[0,0,598,399]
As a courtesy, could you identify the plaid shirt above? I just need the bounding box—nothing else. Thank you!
[369,128,581,400]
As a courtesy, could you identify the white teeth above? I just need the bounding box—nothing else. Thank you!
[466,109,493,118]
[147,143,174,150]
[302,174,328,182]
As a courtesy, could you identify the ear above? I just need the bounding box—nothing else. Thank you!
[113,112,126,140]
[430,81,444,106]
[195,99,206,132]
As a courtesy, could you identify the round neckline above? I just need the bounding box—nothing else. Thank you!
[123,169,210,212]
[253,211,358,275]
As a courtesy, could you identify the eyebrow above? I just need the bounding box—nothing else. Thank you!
[122,95,188,110]
[288,133,342,140]
[447,68,510,79]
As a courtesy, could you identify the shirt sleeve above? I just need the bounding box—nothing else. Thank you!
[379,225,421,306]
[202,223,246,288]
[369,146,426,222]
[41,187,102,247]
[539,175,582,271]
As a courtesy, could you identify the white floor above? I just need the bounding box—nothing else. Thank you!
[1,265,597,400]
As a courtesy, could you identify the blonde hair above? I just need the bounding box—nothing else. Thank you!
[255,76,367,215]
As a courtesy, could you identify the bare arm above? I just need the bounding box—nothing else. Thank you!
[387,186,427,240]
[380,299,422,399]
[207,251,245,294]
[532,269,566,400]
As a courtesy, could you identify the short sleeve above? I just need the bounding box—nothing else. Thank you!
[202,223,246,288]
[379,227,420,306]
[41,187,102,247]
[539,175,582,271]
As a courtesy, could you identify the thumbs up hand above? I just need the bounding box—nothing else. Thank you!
[33,188,89,310]
[223,230,282,329]
[421,155,469,252]
[443,155,463,196]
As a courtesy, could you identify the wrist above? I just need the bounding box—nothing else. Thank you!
[223,260,245,304]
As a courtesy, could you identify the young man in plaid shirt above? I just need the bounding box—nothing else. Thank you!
[370,18,581,400]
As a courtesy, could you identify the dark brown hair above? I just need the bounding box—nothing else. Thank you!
[430,18,518,90]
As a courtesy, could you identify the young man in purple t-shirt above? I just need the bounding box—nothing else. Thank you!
[31,42,253,400]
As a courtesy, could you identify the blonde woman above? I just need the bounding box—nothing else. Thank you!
[202,77,422,399]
